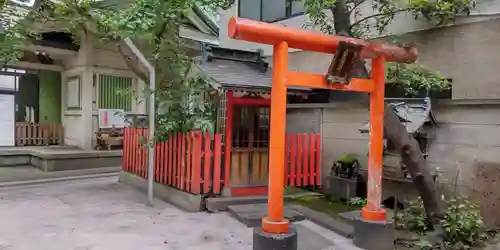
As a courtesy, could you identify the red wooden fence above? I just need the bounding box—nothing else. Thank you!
[285,133,322,187]
[122,128,322,196]
[122,128,223,195]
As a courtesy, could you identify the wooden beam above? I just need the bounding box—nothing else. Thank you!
[24,45,78,57]
[228,17,418,63]
[286,72,374,92]
[10,61,64,72]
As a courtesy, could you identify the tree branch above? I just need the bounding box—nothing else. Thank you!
[348,0,366,15]
[153,20,168,69]
[349,8,408,30]
[69,3,150,83]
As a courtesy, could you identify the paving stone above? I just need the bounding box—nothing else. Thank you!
[294,224,333,250]
[291,205,354,238]
[228,203,306,228]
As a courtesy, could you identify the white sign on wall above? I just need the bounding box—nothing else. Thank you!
[0,94,15,146]
[66,76,81,109]
[98,109,125,129]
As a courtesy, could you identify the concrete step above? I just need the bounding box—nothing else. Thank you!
[0,165,120,185]
[205,192,322,212]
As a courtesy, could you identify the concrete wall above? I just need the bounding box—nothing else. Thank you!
[61,32,94,149]
[285,102,500,192]
[60,34,148,149]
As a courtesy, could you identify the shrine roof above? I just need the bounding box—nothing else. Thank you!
[198,46,310,92]
[359,97,438,134]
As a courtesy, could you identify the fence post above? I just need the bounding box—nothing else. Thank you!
[203,132,212,194]
[191,132,202,194]
[315,134,321,186]
[213,134,222,194]
[309,134,316,185]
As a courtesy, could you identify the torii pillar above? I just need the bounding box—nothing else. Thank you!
[228,17,418,250]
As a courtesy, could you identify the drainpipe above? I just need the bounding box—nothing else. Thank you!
[124,38,156,207]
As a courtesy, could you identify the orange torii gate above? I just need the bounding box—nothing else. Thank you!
[228,17,418,250]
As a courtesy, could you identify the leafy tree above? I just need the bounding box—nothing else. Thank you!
[0,0,232,141]
[386,63,451,96]
[302,0,475,37]
[299,0,475,247]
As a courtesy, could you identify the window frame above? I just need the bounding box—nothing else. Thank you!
[96,73,134,113]
[237,0,306,23]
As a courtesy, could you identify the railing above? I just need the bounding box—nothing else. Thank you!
[122,128,322,196]
[15,122,64,146]
[285,133,322,187]
[122,128,223,195]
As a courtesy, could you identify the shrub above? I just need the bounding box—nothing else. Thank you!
[397,196,488,249]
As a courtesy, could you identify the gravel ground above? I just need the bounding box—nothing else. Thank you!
[0,176,253,250]
[0,176,359,250]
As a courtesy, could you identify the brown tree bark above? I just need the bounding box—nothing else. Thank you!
[330,0,445,243]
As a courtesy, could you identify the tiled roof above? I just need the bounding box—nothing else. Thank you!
[198,46,310,91]
[199,58,274,89]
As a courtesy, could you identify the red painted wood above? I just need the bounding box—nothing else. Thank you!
[138,130,143,177]
[178,133,184,188]
[161,142,167,184]
[185,133,191,191]
[142,129,147,179]
[130,129,134,173]
[160,142,164,182]
[309,134,316,185]
[167,135,173,185]
[315,134,321,186]
[289,135,296,187]
[139,129,143,178]
[132,129,137,175]
[224,91,234,187]
[123,128,128,172]
[213,134,222,194]
[157,142,162,184]
[122,128,128,171]
[138,129,143,178]
[231,97,271,106]
[296,134,303,186]
[284,134,289,186]
[172,134,178,187]
[191,132,202,194]
[303,134,309,186]
[230,186,268,196]
[203,133,211,193]
[154,144,159,182]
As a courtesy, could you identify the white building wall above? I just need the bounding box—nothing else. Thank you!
[61,32,94,149]
[218,0,500,55]
[61,35,147,149]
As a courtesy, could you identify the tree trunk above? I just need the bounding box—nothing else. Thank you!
[384,104,445,235]
[331,0,445,241]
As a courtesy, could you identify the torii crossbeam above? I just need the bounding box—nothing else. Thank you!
[228,16,418,250]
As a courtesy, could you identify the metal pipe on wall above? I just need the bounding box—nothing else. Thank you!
[124,38,156,206]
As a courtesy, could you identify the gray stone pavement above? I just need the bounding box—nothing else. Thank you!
[0,165,120,184]
[0,176,359,250]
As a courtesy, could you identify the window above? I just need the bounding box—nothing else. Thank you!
[239,0,306,22]
[98,74,133,112]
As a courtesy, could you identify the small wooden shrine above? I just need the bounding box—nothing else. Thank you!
[359,97,438,178]
[199,46,311,196]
